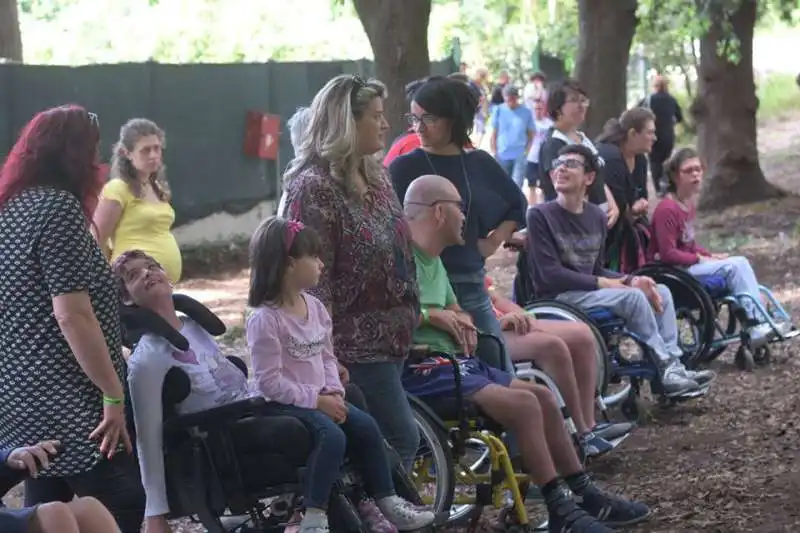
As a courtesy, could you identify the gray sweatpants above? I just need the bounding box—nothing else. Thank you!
[556,285,682,364]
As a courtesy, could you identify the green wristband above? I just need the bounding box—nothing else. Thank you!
[103,395,123,406]
[421,308,430,324]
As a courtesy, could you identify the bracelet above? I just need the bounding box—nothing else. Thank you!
[103,395,123,406]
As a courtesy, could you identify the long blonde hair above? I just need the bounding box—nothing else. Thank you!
[283,75,387,198]
[109,118,171,201]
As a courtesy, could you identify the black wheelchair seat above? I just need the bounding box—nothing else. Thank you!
[122,295,318,529]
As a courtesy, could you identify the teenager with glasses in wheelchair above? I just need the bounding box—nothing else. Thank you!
[401,174,649,533]
[526,144,716,398]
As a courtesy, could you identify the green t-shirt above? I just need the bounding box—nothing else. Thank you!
[413,246,460,355]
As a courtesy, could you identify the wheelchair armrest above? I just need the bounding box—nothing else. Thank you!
[226,355,248,377]
[164,396,268,432]
[476,333,508,371]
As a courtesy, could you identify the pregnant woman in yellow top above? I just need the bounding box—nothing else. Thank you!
[93,118,182,283]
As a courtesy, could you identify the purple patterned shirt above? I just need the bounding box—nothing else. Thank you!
[283,164,418,364]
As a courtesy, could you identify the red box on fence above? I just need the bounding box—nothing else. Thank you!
[244,111,281,160]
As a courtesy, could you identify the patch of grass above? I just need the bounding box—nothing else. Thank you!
[671,72,800,146]
[756,73,800,122]
[180,236,250,280]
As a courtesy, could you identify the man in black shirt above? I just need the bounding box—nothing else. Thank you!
[640,76,683,195]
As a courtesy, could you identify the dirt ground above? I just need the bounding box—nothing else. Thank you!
[175,114,800,533]
[5,115,800,533]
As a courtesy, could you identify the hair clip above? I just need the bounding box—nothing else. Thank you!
[285,219,305,251]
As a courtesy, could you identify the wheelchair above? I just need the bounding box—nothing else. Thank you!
[632,263,799,372]
[407,333,608,532]
[120,294,428,533]
[511,252,710,423]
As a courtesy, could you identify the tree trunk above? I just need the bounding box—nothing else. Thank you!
[574,0,639,139]
[0,0,23,62]
[352,0,432,139]
[692,0,783,210]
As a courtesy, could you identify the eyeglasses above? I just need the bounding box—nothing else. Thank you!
[406,199,465,211]
[680,165,703,175]
[552,158,585,170]
[404,113,439,128]
[566,96,590,107]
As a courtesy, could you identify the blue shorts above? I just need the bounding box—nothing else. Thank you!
[403,355,513,399]
[0,505,37,533]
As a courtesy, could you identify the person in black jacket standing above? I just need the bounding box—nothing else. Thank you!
[641,76,683,195]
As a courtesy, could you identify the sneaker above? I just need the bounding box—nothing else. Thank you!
[592,422,635,441]
[580,432,613,458]
[575,486,650,527]
[377,496,435,531]
[548,497,614,533]
[660,360,700,396]
[298,512,330,533]
[748,322,774,346]
[357,499,398,533]
[683,367,715,386]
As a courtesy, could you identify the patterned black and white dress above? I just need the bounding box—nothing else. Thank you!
[0,186,126,478]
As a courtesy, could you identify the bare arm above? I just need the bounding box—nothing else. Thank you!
[54,293,125,400]
[92,198,123,258]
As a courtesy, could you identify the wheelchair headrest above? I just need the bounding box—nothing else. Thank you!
[120,294,227,351]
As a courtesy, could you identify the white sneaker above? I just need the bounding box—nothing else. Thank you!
[377,496,435,531]
[672,359,715,386]
[661,360,700,396]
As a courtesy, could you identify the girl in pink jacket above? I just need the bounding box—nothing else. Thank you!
[246,217,434,533]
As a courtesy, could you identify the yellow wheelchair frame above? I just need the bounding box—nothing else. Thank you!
[407,338,541,532]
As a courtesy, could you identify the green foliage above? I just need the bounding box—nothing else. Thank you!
[756,72,800,122]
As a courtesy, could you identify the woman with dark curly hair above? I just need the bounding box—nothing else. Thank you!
[93,118,181,283]
[0,105,145,533]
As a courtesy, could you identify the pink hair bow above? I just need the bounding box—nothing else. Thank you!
[286,219,305,250]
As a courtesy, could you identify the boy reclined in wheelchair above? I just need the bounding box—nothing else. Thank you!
[113,249,432,533]
[401,175,649,533]
[1,441,121,533]
[526,145,715,396]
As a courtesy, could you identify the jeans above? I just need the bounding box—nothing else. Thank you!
[557,286,683,364]
[525,161,539,188]
[263,403,395,510]
[450,280,514,374]
[450,279,520,457]
[24,453,145,533]
[688,256,761,320]
[347,361,419,472]
[497,154,527,188]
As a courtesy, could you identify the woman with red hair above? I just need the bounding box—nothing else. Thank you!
[0,105,144,533]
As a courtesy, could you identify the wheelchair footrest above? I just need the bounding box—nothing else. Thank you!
[666,383,710,400]
[533,519,549,532]
[609,433,631,450]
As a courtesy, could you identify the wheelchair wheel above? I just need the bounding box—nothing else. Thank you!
[524,300,611,397]
[410,402,460,521]
[735,345,770,371]
[634,265,717,368]
[734,345,755,372]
